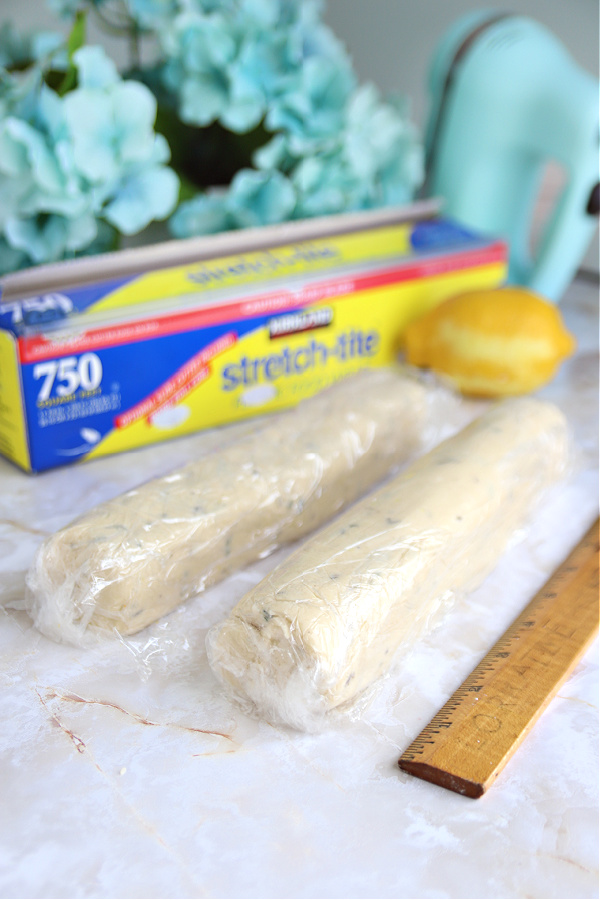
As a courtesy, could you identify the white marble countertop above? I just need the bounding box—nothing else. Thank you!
[1,277,598,900]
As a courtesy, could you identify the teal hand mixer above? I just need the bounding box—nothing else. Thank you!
[424,11,599,301]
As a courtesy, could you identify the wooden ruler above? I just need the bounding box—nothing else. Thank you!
[399,518,599,798]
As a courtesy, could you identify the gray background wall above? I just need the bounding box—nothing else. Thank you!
[2,0,599,270]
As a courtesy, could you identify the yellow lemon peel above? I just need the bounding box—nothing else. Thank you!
[404,287,576,396]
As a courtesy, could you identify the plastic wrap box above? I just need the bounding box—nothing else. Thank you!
[0,205,506,472]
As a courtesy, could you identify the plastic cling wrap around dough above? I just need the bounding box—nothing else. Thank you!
[25,368,440,645]
[207,398,570,731]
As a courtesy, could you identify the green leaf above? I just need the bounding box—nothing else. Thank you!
[67,10,87,60]
[56,10,87,97]
[177,173,200,203]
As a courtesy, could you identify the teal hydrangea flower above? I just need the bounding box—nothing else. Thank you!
[162,10,241,127]
[159,0,348,135]
[160,0,422,237]
[0,43,179,273]
[28,0,424,253]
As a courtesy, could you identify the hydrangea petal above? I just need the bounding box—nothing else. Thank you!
[103,165,179,234]
[151,133,173,165]
[63,89,117,180]
[110,81,158,162]
[73,46,119,89]
[0,174,30,227]
[180,73,228,125]
[0,118,65,207]
[234,34,290,102]
[19,182,90,218]
[170,191,233,237]
[5,214,68,263]
[63,210,97,251]
[221,76,265,133]
[227,168,296,227]
[238,0,281,29]
[266,56,353,139]
[168,12,236,70]
[253,133,289,170]
[37,83,67,141]
[0,119,30,177]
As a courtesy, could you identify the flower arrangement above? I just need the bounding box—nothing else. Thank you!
[0,0,423,274]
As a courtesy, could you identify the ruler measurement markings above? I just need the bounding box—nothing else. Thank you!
[398,519,599,796]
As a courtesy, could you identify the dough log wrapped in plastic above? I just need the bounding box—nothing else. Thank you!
[207,398,569,730]
[26,368,431,644]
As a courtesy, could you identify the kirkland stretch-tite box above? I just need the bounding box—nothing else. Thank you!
[0,214,506,472]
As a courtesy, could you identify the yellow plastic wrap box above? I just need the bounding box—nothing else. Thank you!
[0,206,506,472]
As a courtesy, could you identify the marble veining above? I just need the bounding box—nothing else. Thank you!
[0,278,598,899]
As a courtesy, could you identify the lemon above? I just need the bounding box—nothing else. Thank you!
[404,287,576,397]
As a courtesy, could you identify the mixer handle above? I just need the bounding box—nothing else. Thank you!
[586,183,600,216]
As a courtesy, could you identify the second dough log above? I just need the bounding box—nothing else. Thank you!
[207,397,570,730]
